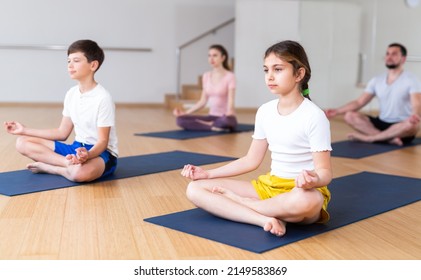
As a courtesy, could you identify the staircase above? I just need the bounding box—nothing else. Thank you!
[164,76,206,112]
[165,58,234,111]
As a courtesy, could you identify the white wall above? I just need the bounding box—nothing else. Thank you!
[1,0,421,108]
[370,0,421,78]
[339,0,421,111]
[176,3,235,87]
[234,0,421,110]
[300,1,361,109]
[234,0,301,108]
[354,0,421,83]
[0,0,235,104]
[234,0,361,109]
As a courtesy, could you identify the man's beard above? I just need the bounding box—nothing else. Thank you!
[386,63,399,69]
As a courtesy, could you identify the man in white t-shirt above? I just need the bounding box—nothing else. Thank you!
[325,43,421,146]
[4,40,118,182]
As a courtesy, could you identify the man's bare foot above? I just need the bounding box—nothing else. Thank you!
[263,218,286,237]
[347,132,374,143]
[348,132,404,146]
[388,137,403,146]
[347,132,373,143]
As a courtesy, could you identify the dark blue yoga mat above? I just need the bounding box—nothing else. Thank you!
[331,138,421,159]
[0,150,236,196]
[144,171,421,253]
[134,123,254,140]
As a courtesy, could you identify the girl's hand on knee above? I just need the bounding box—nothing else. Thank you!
[295,170,319,189]
[181,164,209,180]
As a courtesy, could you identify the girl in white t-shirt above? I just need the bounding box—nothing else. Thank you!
[181,40,332,237]
[173,44,238,131]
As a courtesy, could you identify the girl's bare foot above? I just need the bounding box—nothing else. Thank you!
[212,186,257,205]
[213,187,286,236]
[263,218,286,237]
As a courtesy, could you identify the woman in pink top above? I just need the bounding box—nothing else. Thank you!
[173,45,238,131]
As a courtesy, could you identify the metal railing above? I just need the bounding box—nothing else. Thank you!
[0,44,152,52]
[356,52,366,87]
[175,17,235,100]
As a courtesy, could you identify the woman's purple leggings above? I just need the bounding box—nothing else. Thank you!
[176,115,238,131]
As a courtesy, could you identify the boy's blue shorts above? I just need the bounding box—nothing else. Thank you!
[54,141,117,178]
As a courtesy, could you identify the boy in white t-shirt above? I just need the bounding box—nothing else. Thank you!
[4,40,118,182]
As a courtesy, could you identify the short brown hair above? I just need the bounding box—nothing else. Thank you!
[68,40,105,71]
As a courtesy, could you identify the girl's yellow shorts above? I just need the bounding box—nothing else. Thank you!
[251,173,331,224]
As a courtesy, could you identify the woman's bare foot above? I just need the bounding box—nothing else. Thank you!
[263,218,286,237]
[196,119,213,126]
[211,126,226,132]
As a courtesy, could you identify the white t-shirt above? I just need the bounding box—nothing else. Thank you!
[62,84,119,157]
[253,98,331,179]
[365,70,421,123]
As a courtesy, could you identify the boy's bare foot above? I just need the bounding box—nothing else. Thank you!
[27,162,49,174]
[263,218,286,237]
[66,154,80,165]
